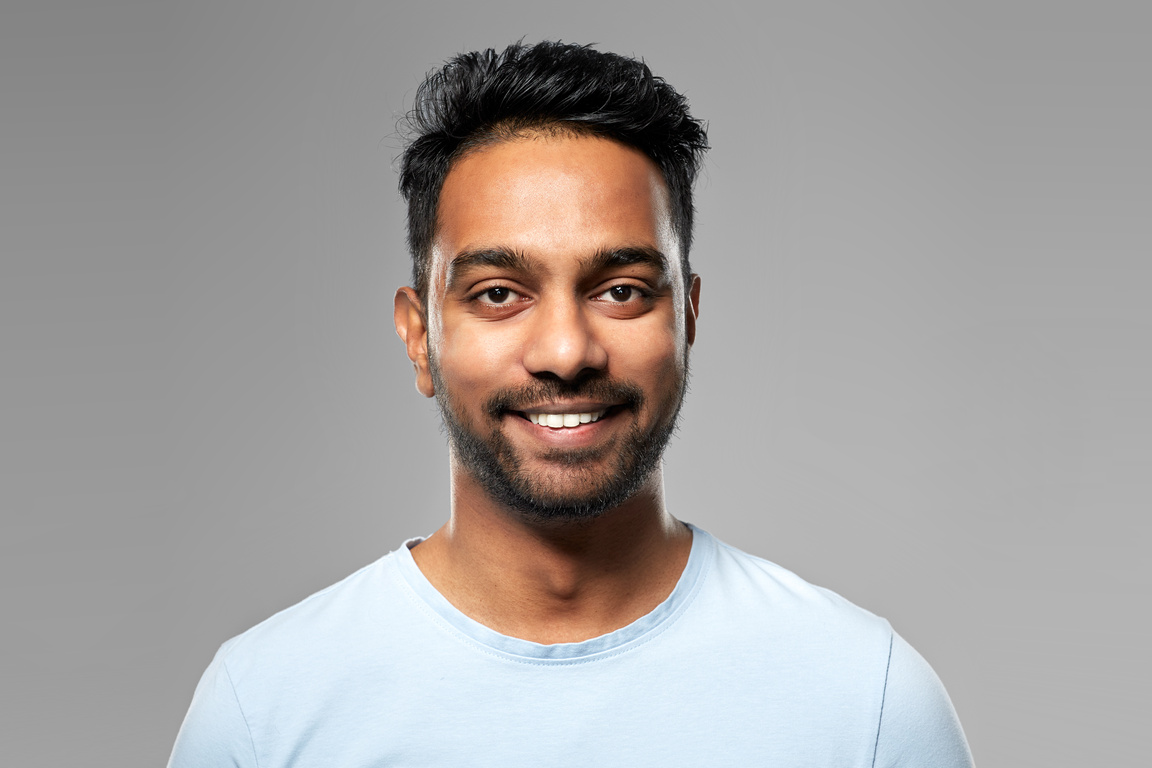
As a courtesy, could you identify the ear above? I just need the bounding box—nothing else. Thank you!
[685,274,701,347]
[394,287,435,398]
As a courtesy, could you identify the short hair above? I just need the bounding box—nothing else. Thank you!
[399,41,709,298]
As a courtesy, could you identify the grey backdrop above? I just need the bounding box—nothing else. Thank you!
[3,1,1148,765]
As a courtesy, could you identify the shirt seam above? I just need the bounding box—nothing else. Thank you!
[871,629,895,768]
[221,657,261,768]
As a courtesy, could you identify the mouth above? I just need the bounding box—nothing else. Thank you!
[511,405,623,430]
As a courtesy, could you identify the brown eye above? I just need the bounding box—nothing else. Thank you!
[479,286,518,304]
[596,285,639,302]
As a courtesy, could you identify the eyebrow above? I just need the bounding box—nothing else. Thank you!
[580,246,670,277]
[445,244,671,292]
[446,247,532,291]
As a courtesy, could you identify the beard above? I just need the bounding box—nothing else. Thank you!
[429,356,688,523]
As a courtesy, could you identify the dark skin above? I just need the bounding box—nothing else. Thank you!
[394,134,701,644]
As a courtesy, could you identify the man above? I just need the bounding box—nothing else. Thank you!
[170,41,972,766]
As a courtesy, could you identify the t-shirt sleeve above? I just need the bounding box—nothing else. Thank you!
[168,647,258,768]
[873,632,974,767]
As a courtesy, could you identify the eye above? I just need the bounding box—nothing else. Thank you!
[597,284,639,302]
[476,286,520,305]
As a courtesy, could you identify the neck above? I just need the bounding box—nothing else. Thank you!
[410,466,692,644]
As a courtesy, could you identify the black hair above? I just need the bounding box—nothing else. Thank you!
[398,41,709,298]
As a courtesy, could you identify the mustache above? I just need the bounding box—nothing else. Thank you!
[484,377,645,418]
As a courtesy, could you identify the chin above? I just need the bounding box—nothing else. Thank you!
[479,461,659,524]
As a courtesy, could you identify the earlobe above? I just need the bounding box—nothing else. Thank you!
[393,287,435,398]
[686,274,701,347]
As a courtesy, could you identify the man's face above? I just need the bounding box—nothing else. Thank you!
[405,133,699,522]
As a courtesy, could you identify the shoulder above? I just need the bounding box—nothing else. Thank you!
[212,546,411,685]
[702,531,893,643]
[169,545,421,767]
[685,530,897,703]
[695,531,972,766]
[874,633,974,766]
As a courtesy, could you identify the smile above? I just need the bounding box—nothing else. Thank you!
[522,410,608,429]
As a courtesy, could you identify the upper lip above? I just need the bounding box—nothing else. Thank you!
[514,402,619,415]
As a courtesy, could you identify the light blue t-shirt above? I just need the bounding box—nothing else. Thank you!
[169,526,972,766]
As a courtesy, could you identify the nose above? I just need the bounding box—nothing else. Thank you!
[521,296,608,381]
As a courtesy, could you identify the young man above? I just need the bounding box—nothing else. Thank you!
[170,42,973,766]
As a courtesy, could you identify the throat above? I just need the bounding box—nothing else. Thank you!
[409,506,693,644]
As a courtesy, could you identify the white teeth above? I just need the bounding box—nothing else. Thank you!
[526,410,608,428]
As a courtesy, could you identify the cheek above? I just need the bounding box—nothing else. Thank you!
[607,320,684,384]
[436,322,521,389]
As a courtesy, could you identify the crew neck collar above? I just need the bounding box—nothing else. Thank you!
[391,523,714,664]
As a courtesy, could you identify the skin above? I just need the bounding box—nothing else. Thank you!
[394,133,701,644]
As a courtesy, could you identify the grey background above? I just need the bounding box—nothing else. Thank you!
[3,1,1148,765]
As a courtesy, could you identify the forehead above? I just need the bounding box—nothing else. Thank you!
[432,134,676,281]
